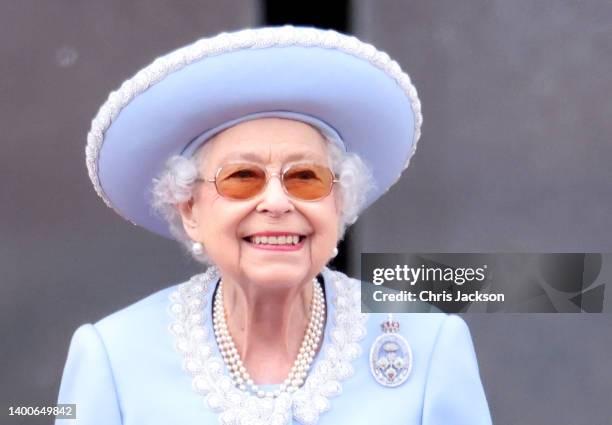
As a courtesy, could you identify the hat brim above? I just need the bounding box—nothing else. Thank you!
[87,27,422,238]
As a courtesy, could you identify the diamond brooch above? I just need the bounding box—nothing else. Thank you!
[369,314,412,387]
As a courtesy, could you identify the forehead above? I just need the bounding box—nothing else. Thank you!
[198,118,329,168]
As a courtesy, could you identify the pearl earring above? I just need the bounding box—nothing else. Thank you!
[192,242,203,256]
[332,247,339,258]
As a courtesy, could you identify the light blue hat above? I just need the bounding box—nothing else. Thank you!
[86,26,423,238]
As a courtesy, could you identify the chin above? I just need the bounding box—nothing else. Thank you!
[241,263,314,289]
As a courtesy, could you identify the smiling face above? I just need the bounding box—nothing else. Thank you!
[178,118,340,289]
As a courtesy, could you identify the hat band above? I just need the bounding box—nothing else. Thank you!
[180,111,346,157]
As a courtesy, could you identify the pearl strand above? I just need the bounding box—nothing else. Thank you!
[212,279,325,399]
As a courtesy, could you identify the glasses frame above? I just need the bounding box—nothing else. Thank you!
[195,162,340,202]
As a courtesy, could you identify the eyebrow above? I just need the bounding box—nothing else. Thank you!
[216,150,326,164]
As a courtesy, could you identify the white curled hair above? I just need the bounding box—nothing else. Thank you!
[150,136,374,264]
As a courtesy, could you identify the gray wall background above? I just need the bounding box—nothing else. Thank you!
[1,1,611,424]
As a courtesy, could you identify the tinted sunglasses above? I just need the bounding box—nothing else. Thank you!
[196,162,339,201]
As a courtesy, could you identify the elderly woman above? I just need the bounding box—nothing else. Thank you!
[57,27,492,425]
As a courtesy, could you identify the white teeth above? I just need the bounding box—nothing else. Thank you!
[249,235,302,245]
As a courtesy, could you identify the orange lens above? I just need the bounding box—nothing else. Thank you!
[282,164,334,201]
[215,163,267,200]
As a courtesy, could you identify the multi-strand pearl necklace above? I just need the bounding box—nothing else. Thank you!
[212,279,326,399]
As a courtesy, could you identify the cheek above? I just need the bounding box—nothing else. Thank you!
[196,198,252,256]
[308,202,340,256]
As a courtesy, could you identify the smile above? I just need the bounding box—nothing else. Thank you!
[243,233,307,251]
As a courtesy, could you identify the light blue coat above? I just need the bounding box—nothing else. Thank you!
[56,269,492,424]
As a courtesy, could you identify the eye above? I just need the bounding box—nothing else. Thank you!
[286,166,323,182]
[228,168,259,179]
[292,170,317,180]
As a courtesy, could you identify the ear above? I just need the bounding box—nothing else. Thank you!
[176,198,200,240]
[333,186,343,215]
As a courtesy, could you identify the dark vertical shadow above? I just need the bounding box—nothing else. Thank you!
[262,0,351,32]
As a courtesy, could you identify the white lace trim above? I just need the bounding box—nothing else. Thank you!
[85,26,423,224]
[167,267,368,425]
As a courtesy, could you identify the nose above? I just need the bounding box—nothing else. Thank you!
[255,174,294,216]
